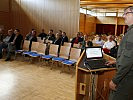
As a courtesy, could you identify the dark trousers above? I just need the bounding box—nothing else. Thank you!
[0,42,15,59]
[0,42,8,54]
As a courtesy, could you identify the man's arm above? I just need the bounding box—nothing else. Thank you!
[112,45,133,85]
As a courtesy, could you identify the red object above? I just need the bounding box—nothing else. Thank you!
[103,48,110,54]
[74,38,79,44]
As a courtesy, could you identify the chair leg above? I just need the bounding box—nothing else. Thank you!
[40,58,46,67]
[30,57,38,64]
[39,57,43,67]
[60,64,65,73]
[50,60,54,70]
[39,58,43,67]
[22,54,28,62]
[68,65,71,71]
[46,59,50,66]
[23,54,26,61]
[28,56,31,62]
[39,57,41,62]
[14,52,17,60]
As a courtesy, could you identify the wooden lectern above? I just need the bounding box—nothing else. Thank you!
[75,50,116,100]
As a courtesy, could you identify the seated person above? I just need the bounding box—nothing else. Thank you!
[25,30,37,51]
[58,30,62,38]
[103,35,116,54]
[53,33,62,54]
[0,29,15,59]
[25,29,35,40]
[71,32,83,47]
[80,35,93,50]
[61,32,68,45]
[38,29,47,40]
[5,29,23,61]
[45,29,55,43]
[53,33,62,45]
[93,35,104,46]
[112,35,117,46]
[80,32,84,41]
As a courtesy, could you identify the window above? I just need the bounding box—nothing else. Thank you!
[80,8,86,14]
[96,13,105,16]
[105,13,116,16]
[87,10,91,15]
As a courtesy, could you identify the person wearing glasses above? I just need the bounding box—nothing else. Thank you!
[107,6,133,100]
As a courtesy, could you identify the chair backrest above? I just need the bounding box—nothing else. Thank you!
[93,43,101,46]
[23,40,30,51]
[59,46,71,59]
[37,43,46,54]
[45,39,53,44]
[63,42,72,47]
[49,44,59,57]
[31,42,39,52]
[73,43,80,48]
[37,37,44,43]
[69,48,81,62]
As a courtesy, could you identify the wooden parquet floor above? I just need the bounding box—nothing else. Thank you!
[0,58,75,100]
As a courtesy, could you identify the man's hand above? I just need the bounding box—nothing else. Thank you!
[105,60,116,66]
[109,80,116,91]
[11,42,14,45]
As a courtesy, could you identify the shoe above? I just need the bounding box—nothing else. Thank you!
[5,58,11,61]
[0,53,2,59]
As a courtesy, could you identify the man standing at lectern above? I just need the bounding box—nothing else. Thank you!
[107,6,133,100]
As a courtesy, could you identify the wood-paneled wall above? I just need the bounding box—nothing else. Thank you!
[97,16,125,25]
[79,13,96,34]
[0,12,10,32]
[79,13,85,33]
[96,16,116,24]
[0,0,9,12]
[118,17,125,25]
[10,0,80,38]
[0,0,10,32]
[80,13,126,35]
[85,15,96,34]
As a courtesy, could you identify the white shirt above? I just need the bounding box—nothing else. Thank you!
[94,40,104,46]
[103,40,116,50]
[3,36,11,43]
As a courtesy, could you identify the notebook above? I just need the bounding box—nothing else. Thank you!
[84,47,108,69]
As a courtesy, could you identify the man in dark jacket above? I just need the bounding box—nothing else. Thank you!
[107,6,133,100]
[0,29,15,59]
[46,29,55,42]
[61,32,68,45]
[71,32,83,47]
[5,29,23,61]
[26,30,37,51]
[53,33,62,45]
[25,29,34,40]
[38,29,47,40]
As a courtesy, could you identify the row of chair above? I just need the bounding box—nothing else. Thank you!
[15,40,81,71]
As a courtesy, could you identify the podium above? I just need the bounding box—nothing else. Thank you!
[75,50,116,100]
